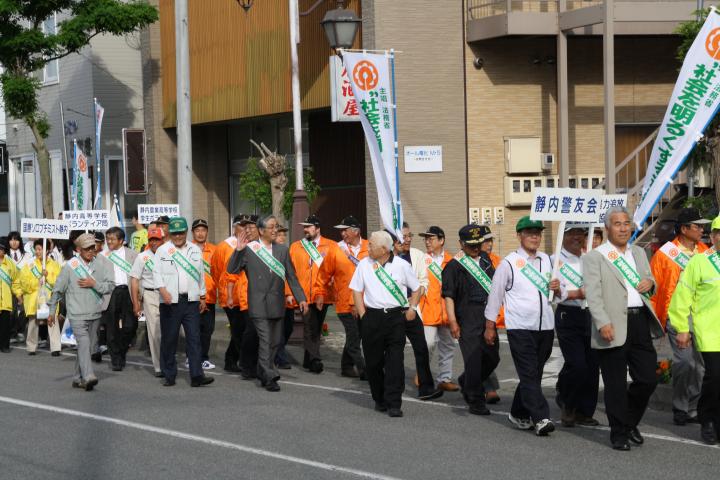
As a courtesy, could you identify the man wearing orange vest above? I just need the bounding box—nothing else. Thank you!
[334,215,369,378]
[650,207,710,426]
[288,214,345,374]
[213,214,251,373]
[192,219,217,370]
[418,226,459,392]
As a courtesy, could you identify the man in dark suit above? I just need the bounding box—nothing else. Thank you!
[227,215,307,392]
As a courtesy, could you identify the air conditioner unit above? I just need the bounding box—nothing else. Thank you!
[504,137,541,174]
[541,153,555,172]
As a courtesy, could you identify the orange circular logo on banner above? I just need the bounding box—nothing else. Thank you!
[515,259,525,268]
[352,60,379,91]
[608,251,618,260]
[669,248,679,257]
[707,28,720,59]
[78,155,88,173]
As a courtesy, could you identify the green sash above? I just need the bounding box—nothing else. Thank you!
[31,264,53,294]
[169,247,201,284]
[659,241,691,270]
[0,266,12,288]
[455,252,492,294]
[372,262,408,307]
[141,254,155,272]
[301,239,324,267]
[107,251,132,274]
[508,253,550,298]
[705,249,720,275]
[248,241,286,279]
[203,259,211,276]
[68,258,102,300]
[559,262,583,289]
[425,255,443,283]
[604,249,650,299]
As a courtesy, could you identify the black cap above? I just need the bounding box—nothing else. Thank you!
[155,215,170,225]
[233,214,256,226]
[192,219,209,230]
[334,215,361,229]
[298,214,321,227]
[677,208,711,226]
[277,224,289,233]
[94,231,105,242]
[459,224,493,245]
[250,214,259,224]
[418,226,445,239]
[384,229,400,244]
[0,237,9,252]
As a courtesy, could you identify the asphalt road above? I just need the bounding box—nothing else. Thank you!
[1,325,718,480]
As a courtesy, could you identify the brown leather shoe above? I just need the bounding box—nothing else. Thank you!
[438,381,460,392]
[485,391,500,404]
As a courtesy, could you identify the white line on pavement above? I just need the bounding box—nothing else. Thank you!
[15,348,720,451]
[0,395,404,480]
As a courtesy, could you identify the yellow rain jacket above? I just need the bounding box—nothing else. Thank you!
[14,258,60,316]
[668,248,720,352]
[0,256,18,312]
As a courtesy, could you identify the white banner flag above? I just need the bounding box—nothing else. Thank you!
[342,51,402,233]
[74,141,91,210]
[634,10,720,229]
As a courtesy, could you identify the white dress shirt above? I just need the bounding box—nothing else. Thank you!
[350,254,420,309]
[129,251,157,290]
[105,247,129,286]
[552,247,584,308]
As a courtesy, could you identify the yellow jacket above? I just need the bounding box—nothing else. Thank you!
[14,258,60,316]
[0,256,18,312]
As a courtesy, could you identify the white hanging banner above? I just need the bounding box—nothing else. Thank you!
[342,51,402,233]
[63,210,112,230]
[74,141,91,210]
[530,188,603,223]
[634,10,720,229]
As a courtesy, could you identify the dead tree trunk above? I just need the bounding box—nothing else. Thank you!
[250,140,288,227]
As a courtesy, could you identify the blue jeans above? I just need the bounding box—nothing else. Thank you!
[160,296,203,381]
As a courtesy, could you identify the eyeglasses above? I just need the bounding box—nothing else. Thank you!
[402,234,413,240]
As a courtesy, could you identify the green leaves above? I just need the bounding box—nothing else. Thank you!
[0,71,39,119]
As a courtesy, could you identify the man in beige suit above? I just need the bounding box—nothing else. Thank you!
[584,206,664,451]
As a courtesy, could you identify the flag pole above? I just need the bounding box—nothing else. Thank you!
[389,49,401,231]
[59,101,72,210]
[71,139,77,210]
[93,98,102,209]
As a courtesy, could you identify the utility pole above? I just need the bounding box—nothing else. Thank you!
[175,0,193,220]
[603,0,616,193]
[289,0,309,240]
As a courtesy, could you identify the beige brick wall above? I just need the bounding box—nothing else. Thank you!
[465,36,679,256]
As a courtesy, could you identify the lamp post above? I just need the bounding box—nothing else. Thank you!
[289,0,361,240]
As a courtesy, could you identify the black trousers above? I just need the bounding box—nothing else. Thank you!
[199,304,216,362]
[362,308,406,409]
[275,308,296,365]
[555,305,600,417]
[507,329,555,423]
[303,304,329,364]
[404,316,436,396]
[159,296,203,381]
[457,303,500,407]
[0,310,13,349]
[11,295,26,338]
[596,308,657,442]
[698,352,720,425]
[104,286,137,366]
[240,310,259,375]
[223,307,244,368]
[339,312,366,372]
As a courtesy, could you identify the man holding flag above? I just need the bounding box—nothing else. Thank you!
[650,208,710,426]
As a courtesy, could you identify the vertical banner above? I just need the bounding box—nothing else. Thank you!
[342,51,402,234]
[329,55,360,122]
[634,10,720,229]
[74,140,90,210]
[94,99,105,209]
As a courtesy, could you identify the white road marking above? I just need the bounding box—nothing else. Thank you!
[13,348,719,450]
[0,395,404,480]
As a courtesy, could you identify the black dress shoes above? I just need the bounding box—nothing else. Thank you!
[51,351,60,357]
[418,388,443,401]
[701,422,718,445]
[469,404,491,416]
[91,352,102,363]
[191,376,215,387]
[628,427,644,445]
[265,381,281,392]
[388,408,403,418]
[162,378,176,387]
[224,364,242,373]
[374,402,388,412]
[154,371,165,378]
[612,440,631,451]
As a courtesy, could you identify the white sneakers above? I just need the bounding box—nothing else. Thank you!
[534,418,555,436]
[508,413,534,430]
[508,414,555,436]
[185,358,216,370]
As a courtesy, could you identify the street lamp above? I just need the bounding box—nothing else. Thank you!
[321,1,362,50]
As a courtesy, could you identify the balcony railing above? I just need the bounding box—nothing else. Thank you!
[468,0,684,21]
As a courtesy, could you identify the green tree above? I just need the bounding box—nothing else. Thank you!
[0,0,158,217]
[676,8,720,211]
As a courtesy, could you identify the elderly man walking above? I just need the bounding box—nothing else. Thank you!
[584,206,664,450]
[227,215,307,392]
[47,234,115,390]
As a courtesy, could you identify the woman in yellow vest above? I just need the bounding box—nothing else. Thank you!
[14,239,61,356]
[0,238,19,353]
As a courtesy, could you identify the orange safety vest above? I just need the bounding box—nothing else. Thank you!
[333,239,369,314]
[650,237,709,329]
[419,251,453,326]
[489,252,506,328]
[193,241,217,305]
[286,236,343,306]
[211,237,248,310]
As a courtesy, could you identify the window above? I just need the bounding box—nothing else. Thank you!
[41,15,59,85]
